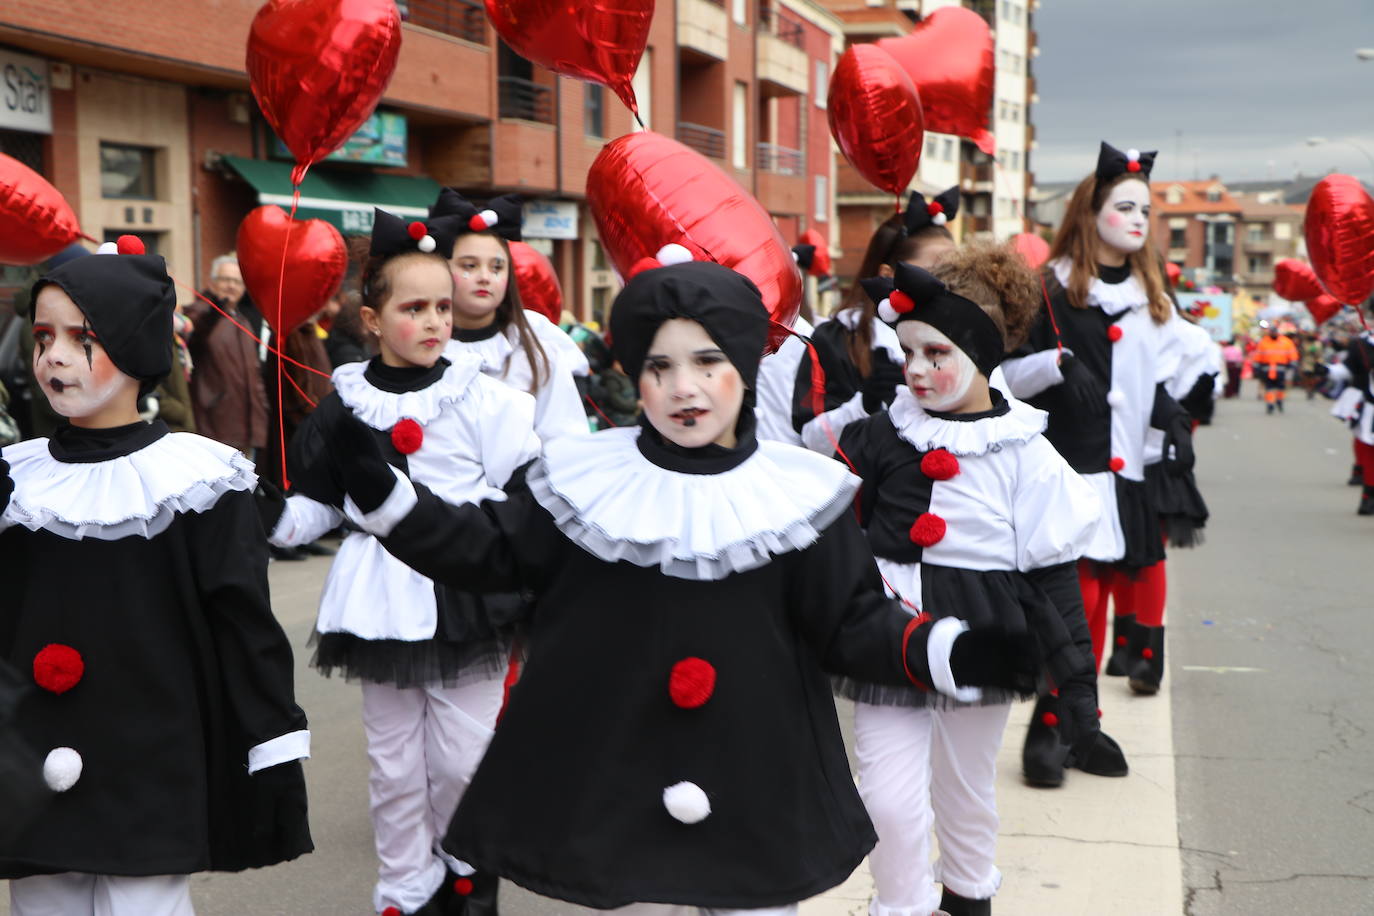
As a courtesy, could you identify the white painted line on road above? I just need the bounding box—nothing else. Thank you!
[1180,665,1266,673]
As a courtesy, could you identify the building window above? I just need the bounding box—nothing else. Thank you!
[1246,224,1264,243]
[591,239,608,271]
[942,137,955,161]
[585,85,605,138]
[100,143,158,200]
[632,50,652,131]
[1248,255,1268,274]
[926,135,938,162]
[1009,150,1020,171]
[1169,226,1187,248]
[1206,187,1222,203]
[732,0,746,25]
[732,81,748,170]
[814,174,828,222]
[814,60,828,109]
[1275,221,1292,240]
[102,229,160,256]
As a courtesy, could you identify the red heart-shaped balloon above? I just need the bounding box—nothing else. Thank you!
[0,153,83,266]
[1272,258,1324,303]
[828,45,924,197]
[798,227,831,277]
[588,132,802,352]
[1305,174,1374,305]
[247,0,402,184]
[877,6,996,154]
[1306,294,1342,325]
[511,241,564,325]
[485,0,652,118]
[1165,261,1182,289]
[1010,232,1050,270]
[236,206,347,337]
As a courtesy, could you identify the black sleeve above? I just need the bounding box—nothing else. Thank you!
[1179,372,1216,423]
[1024,561,1096,686]
[1151,382,1187,429]
[836,415,882,529]
[378,462,557,596]
[792,321,862,433]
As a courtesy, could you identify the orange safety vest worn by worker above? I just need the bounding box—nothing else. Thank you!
[1254,335,1298,378]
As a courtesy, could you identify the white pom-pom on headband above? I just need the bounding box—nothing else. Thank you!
[468,208,500,232]
[627,242,698,279]
[876,289,916,324]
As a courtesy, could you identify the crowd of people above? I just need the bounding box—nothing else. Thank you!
[0,137,1343,916]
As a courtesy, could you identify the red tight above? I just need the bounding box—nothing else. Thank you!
[1356,439,1374,487]
[1078,558,1168,671]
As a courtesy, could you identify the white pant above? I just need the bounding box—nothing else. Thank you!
[610,904,798,916]
[853,701,1011,916]
[10,873,193,916]
[361,676,504,914]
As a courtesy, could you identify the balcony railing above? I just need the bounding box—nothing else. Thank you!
[757,142,803,175]
[398,0,485,44]
[498,76,554,124]
[678,122,726,159]
[757,1,805,48]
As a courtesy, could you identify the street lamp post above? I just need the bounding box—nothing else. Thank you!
[1306,136,1374,182]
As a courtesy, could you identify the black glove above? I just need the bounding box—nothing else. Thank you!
[1055,678,1100,749]
[948,628,1040,695]
[862,355,906,413]
[250,759,313,858]
[255,478,287,536]
[1057,353,1109,419]
[1151,385,1195,475]
[0,457,11,516]
[326,412,397,515]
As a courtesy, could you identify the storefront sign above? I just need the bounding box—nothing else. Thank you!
[1,51,52,134]
[523,200,578,240]
[273,111,407,167]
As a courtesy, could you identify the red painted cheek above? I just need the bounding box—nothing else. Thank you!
[1106,212,1125,228]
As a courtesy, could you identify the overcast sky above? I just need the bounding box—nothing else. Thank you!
[1031,0,1374,185]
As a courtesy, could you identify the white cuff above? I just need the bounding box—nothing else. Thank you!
[347,467,418,537]
[800,391,868,454]
[1000,349,1067,400]
[270,494,343,547]
[927,617,983,704]
[247,729,311,774]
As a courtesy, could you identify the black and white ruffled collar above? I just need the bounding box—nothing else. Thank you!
[1050,258,1148,317]
[887,386,1046,457]
[333,352,484,429]
[5,431,256,541]
[528,426,859,580]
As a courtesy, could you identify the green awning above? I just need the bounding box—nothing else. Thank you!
[222,155,441,235]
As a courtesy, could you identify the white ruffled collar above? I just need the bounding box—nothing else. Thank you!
[445,326,516,375]
[887,386,1046,457]
[832,308,905,364]
[333,355,484,430]
[528,426,859,580]
[1050,258,1149,316]
[4,432,256,541]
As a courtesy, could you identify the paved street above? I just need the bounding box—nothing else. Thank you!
[6,381,1372,916]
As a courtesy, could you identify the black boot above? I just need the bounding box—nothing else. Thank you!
[1359,486,1374,516]
[445,871,499,916]
[1068,729,1129,777]
[1104,613,1136,677]
[1021,693,1070,788]
[1349,464,1363,486]
[939,887,992,916]
[1128,625,1165,695]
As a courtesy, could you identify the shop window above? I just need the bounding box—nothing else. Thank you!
[101,143,158,200]
[0,128,44,173]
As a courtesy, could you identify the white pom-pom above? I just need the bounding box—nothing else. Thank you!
[655,243,693,267]
[877,299,899,324]
[791,250,800,263]
[95,242,119,255]
[478,209,499,229]
[1106,389,1127,409]
[417,234,437,253]
[44,747,82,792]
[931,212,948,227]
[663,781,711,824]
[1126,148,1140,162]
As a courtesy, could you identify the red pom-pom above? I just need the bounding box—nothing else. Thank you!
[1126,160,1142,173]
[919,449,960,481]
[628,256,661,279]
[1107,325,1124,343]
[889,289,916,314]
[668,657,717,709]
[1141,647,1154,660]
[1108,456,1126,473]
[33,643,84,694]
[1097,708,1103,718]
[1115,634,1128,647]
[391,418,424,455]
[468,213,489,232]
[908,512,947,547]
[115,234,145,256]
[1042,712,1059,727]
[382,908,401,916]
[927,202,944,216]
[453,878,474,896]
[407,221,427,241]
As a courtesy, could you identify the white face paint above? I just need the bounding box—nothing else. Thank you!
[1095,179,1151,257]
[32,286,141,425]
[896,320,978,412]
[638,319,745,449]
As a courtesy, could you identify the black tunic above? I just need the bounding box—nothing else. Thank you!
[0,421,311,878]
[791,312,905,443]
[369,431,949,909]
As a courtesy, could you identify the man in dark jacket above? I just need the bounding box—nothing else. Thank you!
[187,254,269,456]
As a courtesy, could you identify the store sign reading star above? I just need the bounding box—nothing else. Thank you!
[0,51,52,134]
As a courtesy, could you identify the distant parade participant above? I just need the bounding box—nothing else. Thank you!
[1338,324,1374,514]
[1253,322,1299,414]
[1001,142,1190,786]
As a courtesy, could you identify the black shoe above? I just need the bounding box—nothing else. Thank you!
[939,887,992,916]
[1359,486,1374,516]
[1277,399,1284,413]
[1127,625,1165,695]
[299,540,337,557]
[269,545,307,562]
[1104,613,1136,677]
[1068,729,1129,777]
[1022,694,1070,788]
[443,871,499,916]
[1266,403,1274,414]
[1350,465,1363,487]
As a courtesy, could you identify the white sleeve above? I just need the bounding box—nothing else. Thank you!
[533,358,592,442]
[1332,385,1364,421]
[799,391,869,454]
[1000,350,1065,400]
[1012,439,1101,572]
[269,494,344,548]
[478,382,541,488]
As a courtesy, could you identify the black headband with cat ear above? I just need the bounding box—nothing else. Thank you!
[429,189,525,242]
[863,263,1004,377]
[369,209,465,259]
[1096,141,1157,182]
[902,186,960,235]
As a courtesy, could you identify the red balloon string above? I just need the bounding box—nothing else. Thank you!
[273,188,302,489]
[173,284,331,380]
[1039,273,1065,359]
[583,393,617,428]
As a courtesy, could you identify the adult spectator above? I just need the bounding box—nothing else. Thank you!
[322,291,371,368]
[186,254,269,456]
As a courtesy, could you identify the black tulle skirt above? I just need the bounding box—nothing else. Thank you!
[1145,461,1209,549]
[311,631,514,690]
[1114,475,1167,570]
